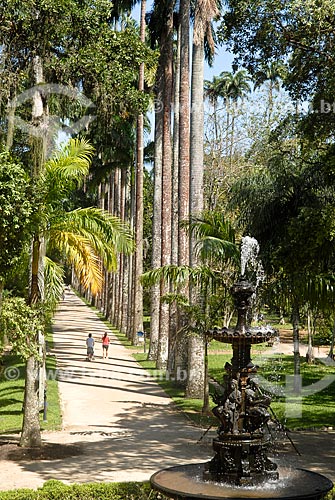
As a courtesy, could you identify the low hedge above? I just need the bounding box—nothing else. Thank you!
[0,480,168,500]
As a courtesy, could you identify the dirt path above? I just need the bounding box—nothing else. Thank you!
[0,290,334,491]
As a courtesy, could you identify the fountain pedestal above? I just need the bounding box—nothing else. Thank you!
[203,278,279,486]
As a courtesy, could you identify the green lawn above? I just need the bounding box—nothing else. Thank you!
[254,354,335,429]
[0,353,62,434]
[134,346,335,431]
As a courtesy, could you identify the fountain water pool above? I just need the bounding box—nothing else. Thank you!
[151,464,333,500]
[150,276,333,500]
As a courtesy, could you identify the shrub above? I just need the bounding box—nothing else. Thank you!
[0,481,166,500]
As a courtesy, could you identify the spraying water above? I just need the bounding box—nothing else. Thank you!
[240,236,265,289]
[241,236,260,276]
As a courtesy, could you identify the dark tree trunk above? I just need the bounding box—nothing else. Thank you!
[292,302,301,394]
[149,74,164,361]
[133,0,146,343]
[20,355,41,447]
[156,4,174,370]
[328,317,335,360]
[186,11,205,399]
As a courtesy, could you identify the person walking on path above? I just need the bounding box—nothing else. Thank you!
[101,331,110,359]
[86,332,95,361]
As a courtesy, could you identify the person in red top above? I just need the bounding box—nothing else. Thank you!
[101,331,110,359]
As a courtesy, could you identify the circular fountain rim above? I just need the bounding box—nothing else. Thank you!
[207,325,278,344]
[150,463,333,500]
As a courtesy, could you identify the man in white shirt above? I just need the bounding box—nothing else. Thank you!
[86,333,95,361]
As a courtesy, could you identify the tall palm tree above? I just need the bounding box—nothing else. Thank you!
[188,0,220,398]
[204,75,224,142]
[146,0,176,368]
[133,0,146,344]
[158,1,174,370]
[219,69,251,166]
[178,0,191,272]
[253,61,286,124]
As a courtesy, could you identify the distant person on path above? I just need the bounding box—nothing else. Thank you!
[101,331,110,359]
[86,333,95,361]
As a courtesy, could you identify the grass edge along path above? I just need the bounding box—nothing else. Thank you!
[0,478,334,500]
[0,346,62,435]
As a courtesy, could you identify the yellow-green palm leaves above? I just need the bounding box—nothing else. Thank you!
[43,138,134,298]
[48,207,134,295]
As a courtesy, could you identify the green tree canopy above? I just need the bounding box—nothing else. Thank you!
[220,0,335,102]
[0,150,33,283]
[0,0,157,174]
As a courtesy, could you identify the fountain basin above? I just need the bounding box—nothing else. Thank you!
[207,327,277,345]
[150,463,333,500]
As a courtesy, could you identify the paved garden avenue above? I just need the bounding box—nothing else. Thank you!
[0,289,334,491]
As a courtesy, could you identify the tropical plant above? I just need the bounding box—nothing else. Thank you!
[253,61,286,123]
[187,0,221,398]
[218,69,251,165]
[204,75,226,142]
[133,0,147,345]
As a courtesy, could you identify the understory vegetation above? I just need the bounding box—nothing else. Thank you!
[0,480,167,500]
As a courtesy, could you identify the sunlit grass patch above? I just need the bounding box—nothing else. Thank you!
[0,353,62,434]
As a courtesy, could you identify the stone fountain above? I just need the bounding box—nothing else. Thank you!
[151,261,333,499]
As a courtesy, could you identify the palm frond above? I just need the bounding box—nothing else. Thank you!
[141,265,192,287]
[181,212,239,264]
[161,293,190,306]
[54,207,134,268]
[45,138,95,183]
[141,264,219,288]
[48,231,103,295]
[44,257,65,312]
[196,236,239,264]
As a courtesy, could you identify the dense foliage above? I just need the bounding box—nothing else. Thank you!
[0,151,33,281]
[0,298,43,358]
[0,480,166,500]
[0,0,156,178]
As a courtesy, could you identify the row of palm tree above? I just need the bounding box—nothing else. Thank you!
[93,0,230,398]
[91,4,290,401]
[93,0,225,398]
[25,138,135,447]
